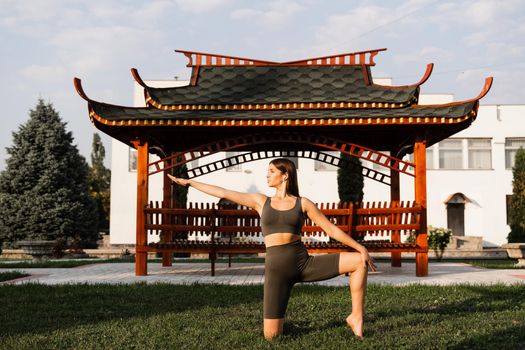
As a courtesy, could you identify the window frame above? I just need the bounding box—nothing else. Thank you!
[438,139,464,170]
[467,138,492,170]
[505,138,525,169]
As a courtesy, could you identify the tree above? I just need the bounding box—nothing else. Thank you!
[508,148,525,243]
[170,156,189,256]
[337,153,364,204]
[172,156,188,209]
[88,133,111,233]
[0,99,98,247]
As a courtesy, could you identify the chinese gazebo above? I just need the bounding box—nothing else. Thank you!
[75,48,492,277]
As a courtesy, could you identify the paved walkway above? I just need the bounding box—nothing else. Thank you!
[2,261,525,286]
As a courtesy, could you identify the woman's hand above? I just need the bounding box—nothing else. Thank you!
[167,174,190,187]
[358,247,377,272]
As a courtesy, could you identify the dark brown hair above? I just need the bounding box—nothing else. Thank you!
[269,158,300,197]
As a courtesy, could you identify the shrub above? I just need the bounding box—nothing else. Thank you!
[407,226,452,260]
[337,153,364,203]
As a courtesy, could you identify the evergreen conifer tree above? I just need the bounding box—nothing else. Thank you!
[172,156,189,242]
[337,153,364,204]
[0,100,98,247]
[508,148,525,243]
[172,158,188,209]
[88,133,111,232]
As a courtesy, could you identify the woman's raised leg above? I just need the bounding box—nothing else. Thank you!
[338,252,368,338]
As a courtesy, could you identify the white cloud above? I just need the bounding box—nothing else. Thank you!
[393,46,455,65]
[4,0,174,85]
[16,24,165,89]
[431,0,524,28]
[259,1,303,27]
[0,0,176,35]
[464,0,523,26]
[174,0,234,13]
[0,0,66,38]
[230,1,303,28]
[311,5,393,54]
[19,64,67,81]
[51,25,160,74]
[230,8,258,20]
[0,0,65,26]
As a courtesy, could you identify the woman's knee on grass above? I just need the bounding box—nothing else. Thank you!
[264,318,284,340]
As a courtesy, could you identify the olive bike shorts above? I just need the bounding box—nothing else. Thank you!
[264,239,341,319]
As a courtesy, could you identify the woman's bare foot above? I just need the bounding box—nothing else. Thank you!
[346,313,363,339]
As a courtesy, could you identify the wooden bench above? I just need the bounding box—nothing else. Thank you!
[139,201,426,275]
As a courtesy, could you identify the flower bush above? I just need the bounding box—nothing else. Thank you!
[406,226,453,260]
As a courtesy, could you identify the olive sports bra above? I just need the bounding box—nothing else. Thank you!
[261,196,303,237]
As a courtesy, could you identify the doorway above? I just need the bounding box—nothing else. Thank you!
[445,193,469,236]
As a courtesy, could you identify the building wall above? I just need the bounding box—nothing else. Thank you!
[108,79,523,247]
[108,80,187,244]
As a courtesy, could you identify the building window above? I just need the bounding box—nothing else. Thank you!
[315,151,339,171]
[505,138,525,169]
[129,148,137,172]
[426,148,434,169]
[468,139,492,169]
[225,152,242,172]
[439,139,463,169]
[407,148,434,169]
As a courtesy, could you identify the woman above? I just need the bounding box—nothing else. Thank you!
[168,158,376,340]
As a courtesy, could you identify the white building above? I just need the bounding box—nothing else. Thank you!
[109,78,524,247]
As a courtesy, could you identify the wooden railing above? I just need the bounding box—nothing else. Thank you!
[144,201,422,242]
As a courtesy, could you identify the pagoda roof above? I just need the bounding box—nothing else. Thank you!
[74,49,493,155]
[134,65,428,107]
[132,49,433,109]
[85,97,477,125]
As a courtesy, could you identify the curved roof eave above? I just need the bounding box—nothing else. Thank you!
[412,77,493,108]
[373,63,434,89]
[75,77,492,130]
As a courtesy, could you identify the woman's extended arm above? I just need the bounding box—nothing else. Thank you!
[302,198,377,271]
[167,174,266,212]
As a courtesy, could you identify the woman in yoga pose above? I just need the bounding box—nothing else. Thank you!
[168,158,376,340]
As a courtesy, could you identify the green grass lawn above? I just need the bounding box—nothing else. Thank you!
[0,256,521,269]
[0,257,265,268]
[452,259,522,269]
[0,258,134,269]
[0,283,523,349]
[0,271,29,282]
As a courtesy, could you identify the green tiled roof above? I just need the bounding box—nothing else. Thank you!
[145,66,419,105]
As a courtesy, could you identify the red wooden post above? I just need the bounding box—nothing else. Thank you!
[162,160,173,267]
[133,140,149,276]
[414,141,428,277]
[390,157,401,267]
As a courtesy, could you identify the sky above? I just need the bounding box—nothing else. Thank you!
[1,0,525,170]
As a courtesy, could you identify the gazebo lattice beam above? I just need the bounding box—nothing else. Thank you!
[184,150,390,185]
[147,132,415,177]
